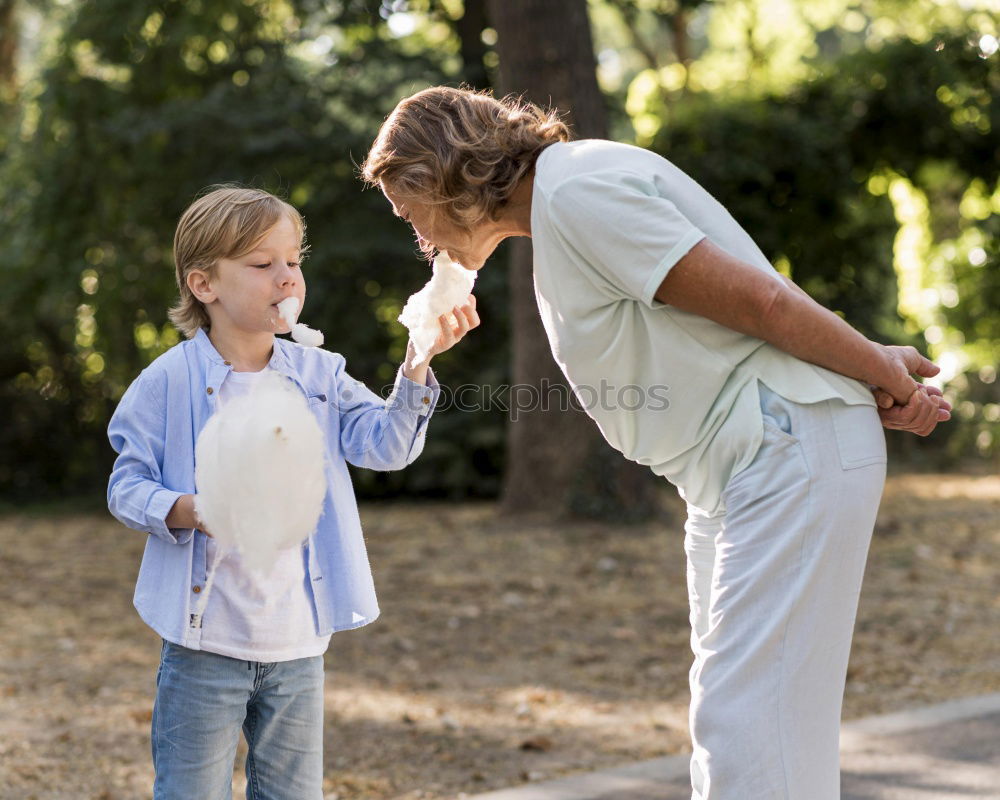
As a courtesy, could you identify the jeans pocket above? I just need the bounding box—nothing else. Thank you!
[758,382,799,446]
[761,417,799,446]
[830,402,887,470]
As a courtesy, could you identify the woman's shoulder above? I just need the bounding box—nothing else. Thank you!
[539,138,654,171]
[537,139,672,196]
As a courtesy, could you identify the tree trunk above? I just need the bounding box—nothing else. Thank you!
[452,0,491,90]
[487,0,658,519]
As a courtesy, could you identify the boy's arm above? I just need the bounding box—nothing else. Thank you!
[335,355,441,471]
[107,372,195,544]
[335,299,477,470]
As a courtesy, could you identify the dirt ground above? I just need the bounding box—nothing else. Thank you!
[0,472,998,800]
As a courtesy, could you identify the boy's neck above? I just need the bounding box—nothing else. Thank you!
[207,325,274,372]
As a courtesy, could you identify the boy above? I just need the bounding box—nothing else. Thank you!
[107,186,478,799]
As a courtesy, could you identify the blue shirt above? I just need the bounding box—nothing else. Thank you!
[107,329,439,648]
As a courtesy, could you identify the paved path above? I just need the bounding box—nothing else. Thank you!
[467,694,1000,800]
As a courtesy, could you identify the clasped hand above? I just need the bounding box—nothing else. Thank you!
[872,345,951,437]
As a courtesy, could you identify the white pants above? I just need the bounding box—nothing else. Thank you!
[684,382,886,799]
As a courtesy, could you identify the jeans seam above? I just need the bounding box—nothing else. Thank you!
[244,707,259,800]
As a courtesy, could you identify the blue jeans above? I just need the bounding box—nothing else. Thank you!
[152,640,325,800]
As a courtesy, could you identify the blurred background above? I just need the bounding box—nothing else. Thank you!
[0,0,997,511]
[1,4,998,798]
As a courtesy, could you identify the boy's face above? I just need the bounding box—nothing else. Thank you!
[190,215,305,337]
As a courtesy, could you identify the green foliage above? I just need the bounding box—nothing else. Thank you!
[1,2,997,503]
[654,94,902,340]
[650,34,1000,456]
[0,0,505,501]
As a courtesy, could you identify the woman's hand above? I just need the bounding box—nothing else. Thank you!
[402,295,480,383]
[869,345,951,436]
[872,383,952,437]
[876,345,939,405]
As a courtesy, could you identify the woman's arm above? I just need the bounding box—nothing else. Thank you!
[655,239,946,435]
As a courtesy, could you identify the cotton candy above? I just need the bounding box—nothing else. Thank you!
[277,296,325,347]
[398,252,476,366]
[193,370,326,575]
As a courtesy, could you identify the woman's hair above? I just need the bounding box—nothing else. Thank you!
[169,185,306,338]
[361,86,570,230]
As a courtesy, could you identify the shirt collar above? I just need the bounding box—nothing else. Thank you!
[193,328,307,394]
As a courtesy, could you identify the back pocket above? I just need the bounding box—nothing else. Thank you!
[830,402,886,470]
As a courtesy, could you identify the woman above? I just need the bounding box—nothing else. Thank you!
[362,87,949,799]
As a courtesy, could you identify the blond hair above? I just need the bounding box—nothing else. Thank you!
[168,185,306,338]
[361,86,569,230]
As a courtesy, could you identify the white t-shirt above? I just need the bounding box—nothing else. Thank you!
[530,140,875,514]
[198,368,332,661]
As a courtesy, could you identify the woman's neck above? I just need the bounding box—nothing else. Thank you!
[501,170,535,238]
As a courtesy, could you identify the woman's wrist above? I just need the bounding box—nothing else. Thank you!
[869,343,917,403]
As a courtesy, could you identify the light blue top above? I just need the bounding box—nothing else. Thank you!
[531,140,875,513]
[198,368,333,662]
[107,328,439,648]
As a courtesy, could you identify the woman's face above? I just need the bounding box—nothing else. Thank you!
[382,184,502,270]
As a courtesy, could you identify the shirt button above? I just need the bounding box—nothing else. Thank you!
[192,585,202,594]
[206,387,214,395]
[421,396,430,405]
[224,361,232,366]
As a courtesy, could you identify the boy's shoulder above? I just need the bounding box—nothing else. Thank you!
[275,337,346,371]
[136,336,198,382]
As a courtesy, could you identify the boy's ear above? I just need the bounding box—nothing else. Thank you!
[187,269,216,304]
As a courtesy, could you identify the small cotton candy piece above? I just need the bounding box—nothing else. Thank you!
[276,296,325,348]
[290,323,324,347]
[194,370,326,574]
[398,252,476,365]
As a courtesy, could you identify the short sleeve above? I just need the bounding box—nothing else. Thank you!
[546,171,706,307]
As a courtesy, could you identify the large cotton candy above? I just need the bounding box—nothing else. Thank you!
[398,252,476,366]
[194,370,326,574]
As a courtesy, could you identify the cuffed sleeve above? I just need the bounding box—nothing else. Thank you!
[336,360,440,470]
[547,171,706,307]
[107,370,193,544]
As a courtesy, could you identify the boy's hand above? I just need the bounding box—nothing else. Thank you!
[428,294,479,359]
[403,295,480,383]
[166,493,212,535]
